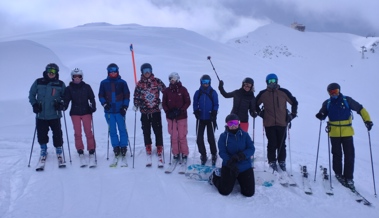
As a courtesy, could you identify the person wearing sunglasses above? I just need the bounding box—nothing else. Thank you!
[315,83,373,189]
[64,68,97,166]
[255,73,298,173]
[162,72,191,165]
[133,63,166,167]
[208,114,255,197]
[28,63,66,163]
[99,63,130,164]
[193,74,219,166]
[218,77,257,132]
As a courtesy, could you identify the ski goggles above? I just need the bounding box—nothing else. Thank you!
[201,79,210,85]
[227,120,239,127]
[169,76,178,82]
[73,75,82,79]
[328,89,339,96]
[107,66,118,73]
[46,68,57,74]
[142,68,152,74]
[267,78,277,84]
[243,83,252,88]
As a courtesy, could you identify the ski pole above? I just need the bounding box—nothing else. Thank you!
[106,114,110,160]
[124,116,133,157]
[28,121,37,167]
[207,56,220,82]
[132,110,137,168]
[313,121,323,182]
[326,125,333,190]
[62,110,72,164]
[91,114,98,164]
[251,117,255,169]
[169,119,173,165]
[262,121,266,172]
[367,130,377,197]
[175,119,182,163]
[287,125,293,176]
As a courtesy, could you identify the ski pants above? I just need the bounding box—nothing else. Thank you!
[330,136,355,180]
[141,112,163,146]
[212,166,255,197]
[105,113,128,148]
[167,118,189,156]
[71,114,95,151]
[196,119,217,156]
[265,125,287,163]
[36,118,63,147]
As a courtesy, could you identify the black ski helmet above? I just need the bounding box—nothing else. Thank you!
[242,77,254,85]
[225,113,239,123]
[140,63,152,73]
[107,63,119,73]
[46,63,59,73]
[200,74,211,85]
[327,83,340,91]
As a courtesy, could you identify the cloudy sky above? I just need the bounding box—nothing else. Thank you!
[1,0,378,42]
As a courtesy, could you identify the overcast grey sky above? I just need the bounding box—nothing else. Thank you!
[1,0,378,42]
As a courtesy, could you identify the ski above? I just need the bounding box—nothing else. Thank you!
[57,155,66,168]
[271,169,289,187]
[178,159,187,174]
[165,159,178,173]
[300,165,312,195]
[120,156,128,167]
[79,154,88,168]
[146,154,152,167]
[88,154,96,168]
[336,179,372,206]
[319,165,333,195]
[36,156,47,171]
[109,156,119,168]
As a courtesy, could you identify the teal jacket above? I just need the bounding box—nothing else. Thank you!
[29,72,66,120]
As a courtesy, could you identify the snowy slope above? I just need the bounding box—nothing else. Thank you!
[0,23,378,218]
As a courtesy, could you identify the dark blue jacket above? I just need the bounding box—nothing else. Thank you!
[218,127,255,173]
[98,75,130,113]
[193,86,219,120]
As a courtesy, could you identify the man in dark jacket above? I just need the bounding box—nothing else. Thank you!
[255,73,298,172]
[193,74,219,165]
[28,63,66,162]
[218,77,256,132]
[64,68,97,166]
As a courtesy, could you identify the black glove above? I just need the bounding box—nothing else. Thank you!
[365,121,373,131]
[315,112,325,120]
[120,105,128,116]
[91,106,96,113]
[251,111,258,118]
[194,110,200,120]
[32,103,42,114]
[54,100,65,111]
[286,112,296,123]
[211,110,217,121]
[103,102,111,111]
[226,162,239,177]
[218,80,224,89]
[258,110,264,118]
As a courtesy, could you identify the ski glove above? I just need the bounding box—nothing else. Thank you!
[103,102,111,111]
[211,110,217,122]
[32,103,42,114]
[54,100,65,111]
[365,121,373,131]
[194,110,200,120]
[120,105,128,116]
[286,112,296,123]
[226,162,239,177]
[167,108,181,120]
[218,80,224,89]
[258,110,264,119]
[251,111,258,118]
[315,112,325,120]
[91,106,97,113]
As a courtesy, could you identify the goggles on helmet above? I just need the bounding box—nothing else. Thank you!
[328,89,340,96]
[46,68,57,74]
[267,78,277,84]
[201,79,210,85]
[142,68,152,74]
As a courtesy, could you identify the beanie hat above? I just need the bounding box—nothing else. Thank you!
[225,113,239,123]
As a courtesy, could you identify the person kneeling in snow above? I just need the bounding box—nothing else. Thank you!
[209,114,255,197]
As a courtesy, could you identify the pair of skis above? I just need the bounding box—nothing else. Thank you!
[79,154,97,168]
[35,154,66,171]
[109,155,128,168]
[164,159,187,174]
[146,154,164,168]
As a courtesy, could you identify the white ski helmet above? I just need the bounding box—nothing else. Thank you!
[168,72,180,82]
[71,68,83,78]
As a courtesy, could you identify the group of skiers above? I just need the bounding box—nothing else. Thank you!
[29,62,373,197]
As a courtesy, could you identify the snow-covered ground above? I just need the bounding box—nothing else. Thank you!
[0,23,378,218]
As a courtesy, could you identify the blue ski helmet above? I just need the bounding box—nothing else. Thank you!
[266,73,278,84]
